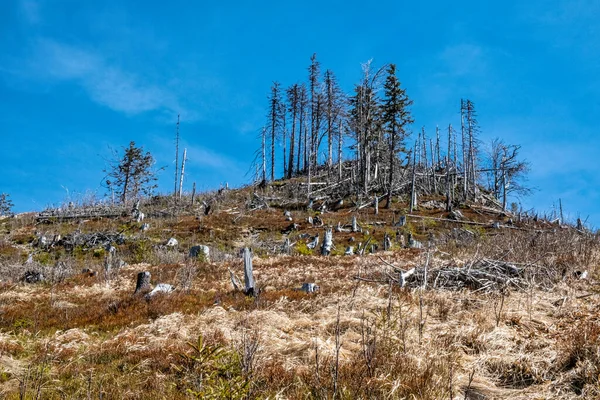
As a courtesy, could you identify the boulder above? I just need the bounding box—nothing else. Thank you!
[189,245,210,260]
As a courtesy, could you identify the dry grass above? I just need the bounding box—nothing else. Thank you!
[0,190,599,399]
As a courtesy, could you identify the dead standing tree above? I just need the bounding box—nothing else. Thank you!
[243,247,256,296]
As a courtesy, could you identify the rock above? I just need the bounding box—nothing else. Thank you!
[300,283,320,293]
[22,270,44,283]
[140,223,150,232]
[281,223,300,235]
[306,234,320,249]
[189,245,210,260]
[81,268,97,277]
[345,246,354,255]
[146,283,175,298]
[573,270,588,280]
[407,233,423,249]
[421,200,445,210]
[448,210,464,221]
[166,238,178,247]
[396,215,407,227]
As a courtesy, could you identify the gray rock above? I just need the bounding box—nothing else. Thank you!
[300,283,320,293]
[146,283,175,298]
[189,245,210,260]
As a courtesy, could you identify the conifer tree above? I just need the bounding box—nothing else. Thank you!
[381,64,413,208]
[0,193,14,216]
[104,142,159,204]
[267,82,282,181]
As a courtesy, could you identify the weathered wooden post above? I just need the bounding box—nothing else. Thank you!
[134,271,151,294]
[242,247,255,296]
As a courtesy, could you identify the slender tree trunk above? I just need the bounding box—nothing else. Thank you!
[178,148,187,198]
[174,114,180,197]
[288,98,297,179]
[430,139,436,194]
[435,125,441,170]
[386,126,396,209]
[282,111,287,179]
[262,127,267,183]
[410,143,417,212]
[461,100,467,200]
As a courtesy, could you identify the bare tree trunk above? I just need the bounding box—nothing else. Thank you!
[338,119,343,182]
[174,114,180,197]
[430,139,436,194]
[461,100,467,200]
[282,110,287,179]
[288,94,297,179]
[410,144,417,213]
[242,248,255,296]
[262,127,267,183]
[446,155,452,212]
[191,182,196,205]
[178,148,187,198]
[502,166,507,211]
[435,125,441,170]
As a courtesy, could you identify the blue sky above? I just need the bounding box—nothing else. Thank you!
[1,0,599,226]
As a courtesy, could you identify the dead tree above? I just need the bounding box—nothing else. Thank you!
[409,145,417,212]
[174,114,180,196]
[286,84,299,178]
[242,247,255,296]
[178,148,187,198]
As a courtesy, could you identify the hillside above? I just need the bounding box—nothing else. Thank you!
[0,179,599,399]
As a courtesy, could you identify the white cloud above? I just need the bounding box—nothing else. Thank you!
[26,39,182,115]
[185,144,243,170]
[437,44,487,78]
[19,0,41,25]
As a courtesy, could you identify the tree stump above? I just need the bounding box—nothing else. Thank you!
[351,215,359,232]
[321,228,333,256]
[242,248,255,296]
[134,271,151,294]
[384,233,392,250]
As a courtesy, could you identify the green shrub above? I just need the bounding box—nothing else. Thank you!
[296,241,313,256]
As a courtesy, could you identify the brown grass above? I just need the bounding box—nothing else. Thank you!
[1,190,599,398]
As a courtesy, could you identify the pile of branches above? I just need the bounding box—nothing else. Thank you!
[58,231,125,251]
[361,258,562,292]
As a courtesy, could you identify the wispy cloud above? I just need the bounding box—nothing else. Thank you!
[19,0,41,25]
[22,39,183,115]
[437,44,487,78]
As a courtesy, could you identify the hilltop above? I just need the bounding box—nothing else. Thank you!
[0,176,598,399]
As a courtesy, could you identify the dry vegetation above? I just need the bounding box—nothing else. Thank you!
[0,184,599,399]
